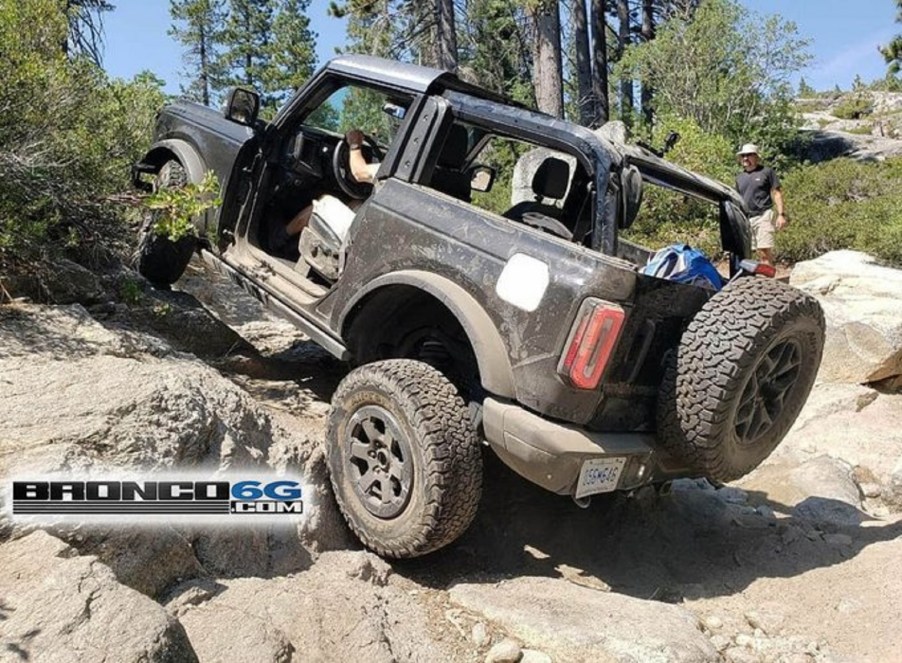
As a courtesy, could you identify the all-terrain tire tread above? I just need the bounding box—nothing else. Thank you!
[326,359,482,558]
[135,160,194,286]
[657,277,825,482]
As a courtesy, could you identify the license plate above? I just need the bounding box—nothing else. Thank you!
[575,457,626,499]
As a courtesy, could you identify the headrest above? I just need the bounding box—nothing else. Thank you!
[532,157,570,200]
[438,124,470,168]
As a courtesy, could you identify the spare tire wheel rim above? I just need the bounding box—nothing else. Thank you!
[346,405,414,518]
[735,337,803,446]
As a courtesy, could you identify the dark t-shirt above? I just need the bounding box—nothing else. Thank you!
[736,166,780,216]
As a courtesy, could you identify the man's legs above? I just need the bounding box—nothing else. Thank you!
[750,209,776,268]
[286,203,313,236]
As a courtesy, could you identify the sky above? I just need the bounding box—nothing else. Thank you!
[102,1,899,97]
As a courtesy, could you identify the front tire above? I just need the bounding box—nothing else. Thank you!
[657,277,825,482]
[326,359,482,558]
[135,160,196,287]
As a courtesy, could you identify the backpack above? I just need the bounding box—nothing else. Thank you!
[640,244,724,291]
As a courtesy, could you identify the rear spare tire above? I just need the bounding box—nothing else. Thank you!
[326,359,482,558]
[657,277,825,482]
[135,160,196,287]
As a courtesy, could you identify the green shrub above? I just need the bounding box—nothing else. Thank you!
[845,123,874,135]
[778,158,902,266]
[622,113,735,258]
[0,0,166,267]
[833,95,873,120]
[145,171,222,241]
[794,99,828,114]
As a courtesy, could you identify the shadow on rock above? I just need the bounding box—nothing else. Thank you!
[396,454,902,602]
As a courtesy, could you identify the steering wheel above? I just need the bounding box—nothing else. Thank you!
[332,134,384,200]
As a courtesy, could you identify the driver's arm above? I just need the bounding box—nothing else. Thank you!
[346,129,379,184]
[349,149,378,183]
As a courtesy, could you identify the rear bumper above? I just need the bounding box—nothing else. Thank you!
[482,397,682,496]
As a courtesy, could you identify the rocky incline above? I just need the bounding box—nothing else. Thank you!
[1,251,901,662]
[800,91,902,162]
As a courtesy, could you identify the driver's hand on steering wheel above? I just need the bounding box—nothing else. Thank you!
[345,129,365,150]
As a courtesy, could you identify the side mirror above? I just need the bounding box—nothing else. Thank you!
[620,164,643,229]
[469,165,496,193]
[382,102,406,120]
[663,131,681,154]
[224,87,260,126]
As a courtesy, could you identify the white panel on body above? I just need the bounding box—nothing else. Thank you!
[495,253,550,312]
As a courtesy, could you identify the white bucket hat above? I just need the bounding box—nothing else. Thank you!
[737,143,760,156]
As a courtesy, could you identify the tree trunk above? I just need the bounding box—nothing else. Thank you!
[531,1,564,118]
[435,0,458,72]
[571,0,593,126]
[200,27,210,107]
[640,0,655,126]
[590,0,609,127]
[617,0,633,122]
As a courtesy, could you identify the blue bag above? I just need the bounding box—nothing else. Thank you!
[640,244,724,291]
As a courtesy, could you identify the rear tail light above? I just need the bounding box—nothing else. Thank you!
[738,259,776,278]
[558,299,625,390]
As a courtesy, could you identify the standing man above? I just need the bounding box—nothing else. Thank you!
[735,143,787,267]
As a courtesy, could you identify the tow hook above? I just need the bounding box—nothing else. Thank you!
[655,481,673,496]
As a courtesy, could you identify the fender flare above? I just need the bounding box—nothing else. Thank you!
[143,139,207,184]
[339,270,516,398]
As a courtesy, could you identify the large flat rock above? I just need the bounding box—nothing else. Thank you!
[0,531,197,662]
[174,551,454,663]
[790,251,902,386]
[0,303,345,597]
[449,577,717,663]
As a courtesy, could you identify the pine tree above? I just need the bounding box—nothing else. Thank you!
[797,77,816,98]
[590,0,610,126]
[269,0,318,105]
[881,0,902,75]
[529,0,564,118]
[435,0,458,71]
[570,0,594,125]
[458,0,532,102]
[63,0,113,65]
[218,0,278,108]
[329,0,397,59]
[169,0,227,106]
[639,0,655,126]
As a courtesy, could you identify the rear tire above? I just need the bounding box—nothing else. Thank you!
[135,160,196,287]
[326,359,482,558]
[657,277,825,482]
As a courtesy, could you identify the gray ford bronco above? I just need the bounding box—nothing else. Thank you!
[134,55,825,558]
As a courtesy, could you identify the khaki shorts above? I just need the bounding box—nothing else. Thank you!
[750,208,776,251]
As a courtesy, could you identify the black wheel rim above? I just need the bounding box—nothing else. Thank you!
[735,339,803,445]
[346,405,413,518]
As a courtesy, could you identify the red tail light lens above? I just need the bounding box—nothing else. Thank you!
[558,299,625,390]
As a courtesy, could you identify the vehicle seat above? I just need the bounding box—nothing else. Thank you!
[504,157,570,222]
[298,195,356,281]
[430,124,471,202]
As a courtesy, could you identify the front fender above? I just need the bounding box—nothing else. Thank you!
[338,270,516,399]
[139,139,207,184]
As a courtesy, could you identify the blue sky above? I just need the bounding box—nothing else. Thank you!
[103,1,898,96]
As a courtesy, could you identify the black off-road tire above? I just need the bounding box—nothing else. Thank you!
[135,160,196,287]
[326,359,483,558]
[657,277,825,482]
